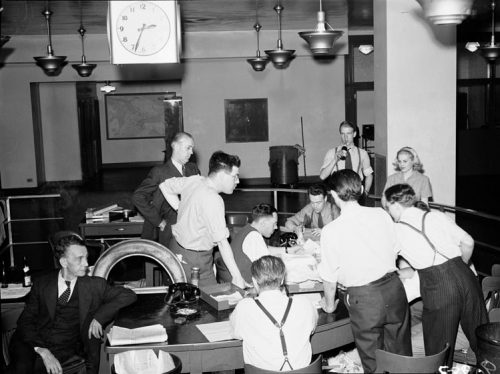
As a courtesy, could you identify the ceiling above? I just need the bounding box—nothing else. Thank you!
[0,0,496,39]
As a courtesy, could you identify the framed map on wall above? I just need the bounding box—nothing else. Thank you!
[105,93,167,139]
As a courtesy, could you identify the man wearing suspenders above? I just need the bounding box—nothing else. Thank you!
[319,121,373,197]
[230,256,318,371]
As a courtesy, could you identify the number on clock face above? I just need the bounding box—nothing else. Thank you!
[116,1,171,56]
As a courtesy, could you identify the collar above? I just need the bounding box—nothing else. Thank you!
[399,206,423,225]
[257,289,286,300]
[58,271,77,290]
[171,158,184,175]
[339,201,361,215]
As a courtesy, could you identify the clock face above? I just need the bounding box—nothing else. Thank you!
[116,1,171,56]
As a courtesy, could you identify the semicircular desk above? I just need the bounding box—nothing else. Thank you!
[105,293,353,374]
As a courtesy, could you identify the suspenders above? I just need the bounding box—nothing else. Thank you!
[254,297,294,371]
[398,211,451,266]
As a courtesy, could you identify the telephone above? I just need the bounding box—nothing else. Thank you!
[280,232,298,247]
[164,282,200,306]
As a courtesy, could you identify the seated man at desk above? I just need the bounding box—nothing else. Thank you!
[285,183,339,237]
[218,203,300,284]
[230,255,318,371]
[7,235,137,374]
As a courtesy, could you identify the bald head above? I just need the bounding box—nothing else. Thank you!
[171,132,194,165]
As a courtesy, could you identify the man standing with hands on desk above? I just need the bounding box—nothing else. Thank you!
[319,121,373,199]
[318,170,411,373]
[133,132,200,248]
[7,235,137,374]
[160,151,247,289]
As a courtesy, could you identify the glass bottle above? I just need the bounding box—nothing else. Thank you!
[190,267,200,288]
[1,261,8,288]
[22,256,32,287]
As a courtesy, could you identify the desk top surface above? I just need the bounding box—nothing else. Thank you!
[107,292,350,352]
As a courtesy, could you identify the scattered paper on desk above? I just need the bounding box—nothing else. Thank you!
[303,239,320,252]
[293,293,322,309]
[107,324,168,346]
[114,349,175,374]
[1,285,30,299]
[211,291,243,305]
[196,321,233,342]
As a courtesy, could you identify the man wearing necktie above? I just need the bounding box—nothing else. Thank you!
[319,121,373,198]
[133,132,200,248]
[285,184,340,238]
[8,234,136,374]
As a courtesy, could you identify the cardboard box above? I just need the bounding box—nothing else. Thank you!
[286,281,324,294]
[200,283,244,311]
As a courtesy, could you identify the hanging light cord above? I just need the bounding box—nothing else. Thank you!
[490,0,496,46]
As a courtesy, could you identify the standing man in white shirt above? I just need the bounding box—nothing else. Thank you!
[159,151,246,288]
[318,170,411,373]
[319,121,373,196]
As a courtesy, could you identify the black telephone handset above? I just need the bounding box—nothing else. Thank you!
[165,282,200,306]
[280,232,298,247]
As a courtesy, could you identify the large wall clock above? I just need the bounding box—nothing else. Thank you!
[108,1,181,64]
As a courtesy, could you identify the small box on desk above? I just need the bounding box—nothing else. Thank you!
[199,283,244,311]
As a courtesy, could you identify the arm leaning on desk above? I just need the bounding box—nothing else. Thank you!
[106,293,353,374]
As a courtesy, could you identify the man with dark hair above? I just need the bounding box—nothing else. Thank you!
[159,151,246,288]
[230,255,317,371]
[133,132,200,247]
[8,235,137,374]
[318,169,411,373]
[285,183,339,237]
[319,121,373,194]
[220,203,299,284]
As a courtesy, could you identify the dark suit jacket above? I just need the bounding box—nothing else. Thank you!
[132,159,200,243]
[15,272,137,374]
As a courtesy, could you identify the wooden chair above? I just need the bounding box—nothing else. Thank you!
[482,276,500,299]
[375,344,449,373]
[492,264,500,277]
[244,355,322,374]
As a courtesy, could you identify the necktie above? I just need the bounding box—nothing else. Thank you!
[59,281,71,304]
[344,149,353,170]
[181,164,186,176]
[317,212,324,229]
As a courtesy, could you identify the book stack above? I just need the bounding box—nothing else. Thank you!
[85,204,120,223]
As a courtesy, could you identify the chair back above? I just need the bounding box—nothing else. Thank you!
[244,355,322,374]
[375,344,449,373]
[482,276,500,299]
[226,213,249,227]
[492,264,500,277]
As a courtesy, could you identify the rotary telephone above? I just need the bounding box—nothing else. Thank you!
[164,282,200,306]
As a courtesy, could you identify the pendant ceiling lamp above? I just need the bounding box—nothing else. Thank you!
[247,0,269,72]
[72,1,96,77]
[465,0,500,63]
[298,0,344,55]
[265,0,295,69]
[34,8,67,75]
[416,0,473,25]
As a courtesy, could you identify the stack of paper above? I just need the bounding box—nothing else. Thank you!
[107,324,168,346]
[85,204,120,223]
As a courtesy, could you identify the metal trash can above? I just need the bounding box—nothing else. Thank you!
[269,146,299,186]
[476,322,500,373]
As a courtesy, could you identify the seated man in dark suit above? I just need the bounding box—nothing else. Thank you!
[7,235,137,374]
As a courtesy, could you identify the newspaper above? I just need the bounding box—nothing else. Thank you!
[107,324,168,346]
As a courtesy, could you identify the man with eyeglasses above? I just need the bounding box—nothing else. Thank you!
[285,184,339,238]
[159,151,246,288]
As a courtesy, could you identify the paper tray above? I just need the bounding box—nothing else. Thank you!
[286,281,324,294]
[200,283,244,311]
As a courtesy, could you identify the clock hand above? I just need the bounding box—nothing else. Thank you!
[134,24,147,52]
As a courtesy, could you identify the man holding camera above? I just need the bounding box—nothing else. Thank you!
[319,121,373,195]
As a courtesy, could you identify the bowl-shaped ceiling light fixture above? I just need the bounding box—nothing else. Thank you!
[416,0,473,25]
[298,0,344,55]
[34,8,67,75]
[72,26,97,77]
[265,0,295,69]
[466,0,500,63]
[247,0,269,72]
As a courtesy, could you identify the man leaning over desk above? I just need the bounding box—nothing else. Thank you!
[159,151,247,289]
[285,183,339,238]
